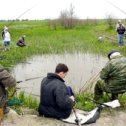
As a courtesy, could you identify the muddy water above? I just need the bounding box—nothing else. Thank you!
[12,52,107,96]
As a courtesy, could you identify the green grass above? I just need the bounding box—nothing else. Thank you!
[75,91,126,111]
[9,91,39,114]
[1,19,126,111]
[0,19,125,68]
[17,91,39,110]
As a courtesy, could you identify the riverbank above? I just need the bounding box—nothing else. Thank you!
[1,107,126,126]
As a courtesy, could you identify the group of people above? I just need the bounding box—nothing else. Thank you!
[38,50,126,119]
[1,26,26,47]
[1,22,126,121]
[0,50,126,120]
[116,20,126,46]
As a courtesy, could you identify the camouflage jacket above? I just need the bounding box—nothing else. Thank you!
[100,55,126,93]
[0,65,16,97]
[0,64,16,88]
[0,64,16,107]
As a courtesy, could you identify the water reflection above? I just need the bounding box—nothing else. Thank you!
[12,52,107,96]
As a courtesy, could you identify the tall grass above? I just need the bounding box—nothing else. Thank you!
[1,20,126,111]
[18,91,39,110]
[0,20,125,67]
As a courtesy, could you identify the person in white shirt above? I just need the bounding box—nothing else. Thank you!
[2,26,11,46]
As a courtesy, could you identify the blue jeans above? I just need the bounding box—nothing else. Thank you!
[118,34,125,46]
[67,86,74,96]
[4,41,10,46]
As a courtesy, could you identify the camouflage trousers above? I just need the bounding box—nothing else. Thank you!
[0,84,7,108]
[94,80,118,100]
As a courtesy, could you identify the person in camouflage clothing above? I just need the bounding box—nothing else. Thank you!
[0,64,16,113]
[94,50,126,100]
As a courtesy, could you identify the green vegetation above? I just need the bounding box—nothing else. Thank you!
[76,92,126,111]
[0,19,126,111]
[0,20,126,68]
[17,91,39,110]
[9,91,39,114]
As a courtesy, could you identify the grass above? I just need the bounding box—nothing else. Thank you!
[9,91,39,114]
[0,20,125,68]
[75,91,126,111]
[0,19,126,111]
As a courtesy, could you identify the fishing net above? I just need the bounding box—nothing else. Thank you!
[7,97,23,106]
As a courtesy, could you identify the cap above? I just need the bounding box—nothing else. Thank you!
[4,26,8,30]
[118,20,121,23]
[22,35,26,37]
[108,50,121,60]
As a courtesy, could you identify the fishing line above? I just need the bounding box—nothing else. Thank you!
[7,1,41,26]
[104,0,126,15]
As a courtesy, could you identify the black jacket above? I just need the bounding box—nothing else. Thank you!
[117,26,125,35]
[38,73,74,119]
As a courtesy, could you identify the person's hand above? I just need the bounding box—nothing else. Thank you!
[69,95,75,102]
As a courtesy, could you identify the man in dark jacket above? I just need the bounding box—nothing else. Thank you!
[38,63,75,119]
[94,50,126,100]
[116,20,125,46]
[0,64,16,113]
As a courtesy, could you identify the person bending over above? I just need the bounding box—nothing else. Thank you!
[94,50,126,100]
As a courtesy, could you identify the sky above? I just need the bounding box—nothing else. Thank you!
[0,0,126,20]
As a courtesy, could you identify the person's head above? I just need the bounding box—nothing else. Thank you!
[108,50,121,60]
[55,63,69,79]
[118,20,121,23]
[22,35,26,38]
[4,26,8,32]
[118,20,122,26]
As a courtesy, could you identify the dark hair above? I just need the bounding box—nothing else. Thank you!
[55,63,69,73]
[108,50,119,60]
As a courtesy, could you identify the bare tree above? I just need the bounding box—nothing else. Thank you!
[106,14,116,29]
[59,4,77,29]
[69,4,74,28]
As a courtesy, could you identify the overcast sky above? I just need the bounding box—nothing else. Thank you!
[0,0,126,20]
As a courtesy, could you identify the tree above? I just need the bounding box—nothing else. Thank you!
[59,4,77,29]
[106,14,116,29]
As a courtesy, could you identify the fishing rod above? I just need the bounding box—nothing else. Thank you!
[73,107,82,126]
[7,1,40,27]
[68,86,81,125]
[104,0,126,15]
[85,97,110,107]
[17,75,44,83]
[22,91,40,97]
[79,72,100,94]
[9,75,44,98]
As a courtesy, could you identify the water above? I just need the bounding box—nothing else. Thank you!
[12,52,107,96]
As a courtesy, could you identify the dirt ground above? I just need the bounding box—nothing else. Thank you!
[1,108,126,126]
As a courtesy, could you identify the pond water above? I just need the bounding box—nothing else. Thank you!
[12,52,107,96]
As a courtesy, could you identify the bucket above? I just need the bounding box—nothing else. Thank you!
[0,108,4,120]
